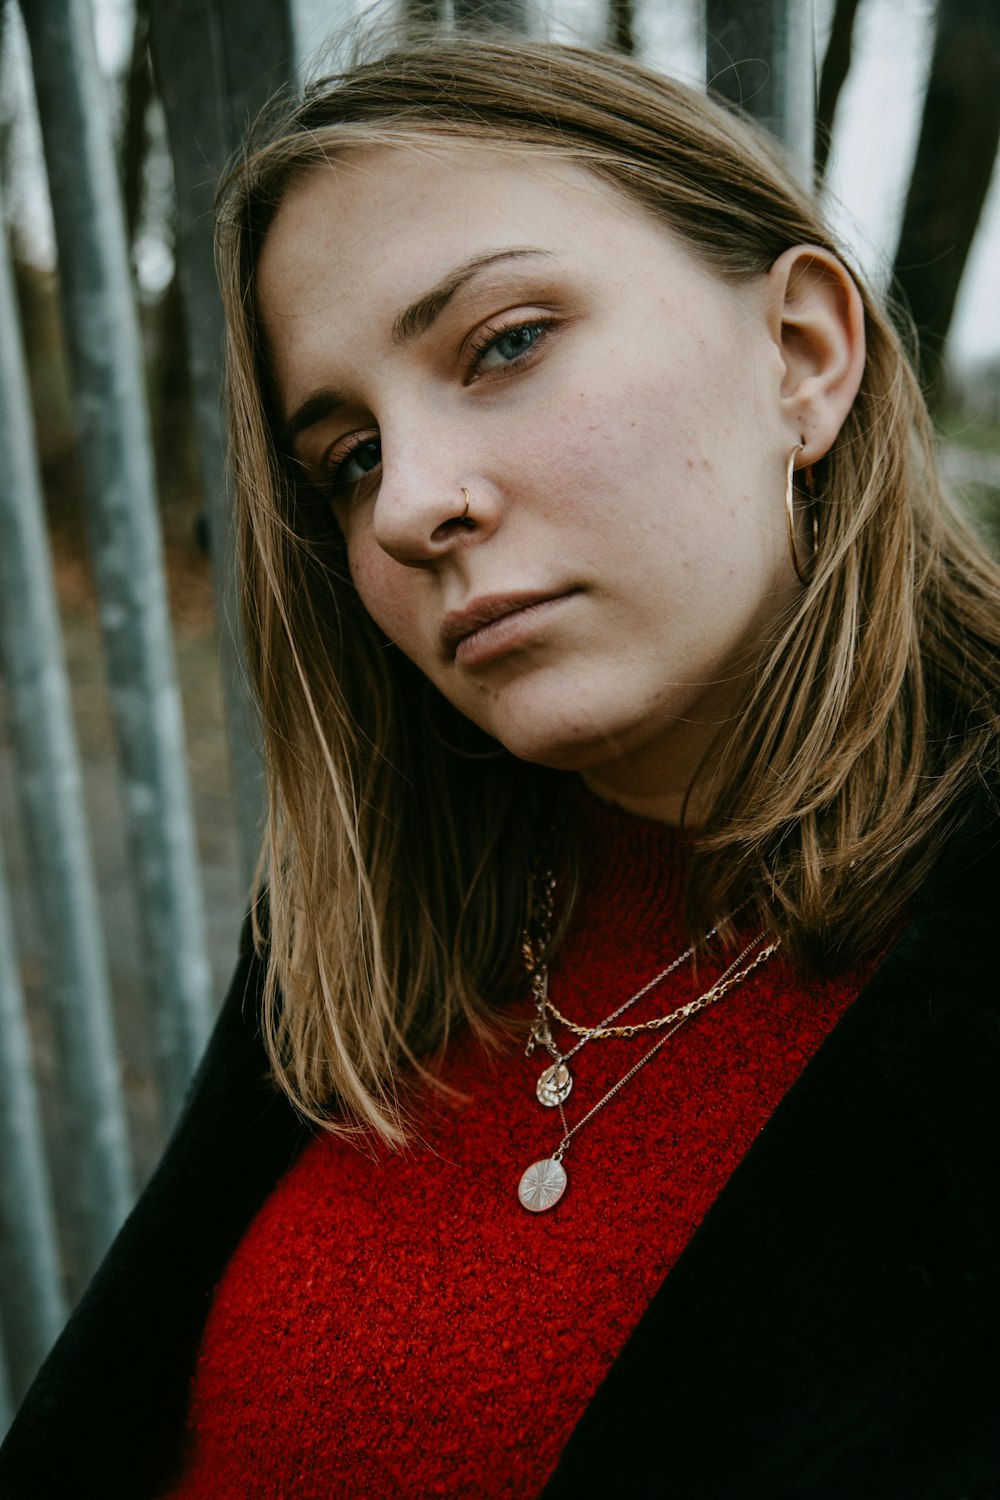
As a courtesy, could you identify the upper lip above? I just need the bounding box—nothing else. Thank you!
[439,590,572,656]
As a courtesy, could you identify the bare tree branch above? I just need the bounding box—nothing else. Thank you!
[119,0,151,249]
[892,0,1000,404]
[608,0,636,56]
[403,0,444,34]
[815,0,862,181]
[453,0,527,32]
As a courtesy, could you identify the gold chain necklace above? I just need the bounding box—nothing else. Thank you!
[523,878,753,1107]
[524,932,713,1106]
[542,938,777,1040]
[517,878,780,1212]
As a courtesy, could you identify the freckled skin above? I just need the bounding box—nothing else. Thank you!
[258,144,801,821]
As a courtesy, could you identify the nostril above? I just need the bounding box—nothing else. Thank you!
[431,514,476,544]
[429,487,480,544]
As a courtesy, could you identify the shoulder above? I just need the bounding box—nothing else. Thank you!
[545,802,1000,1499]
[855,797,1000,1245]
[869,797,1000,1094]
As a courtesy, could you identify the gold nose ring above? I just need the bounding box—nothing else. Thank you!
[460,487,471,521]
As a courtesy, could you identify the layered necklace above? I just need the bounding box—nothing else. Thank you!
[516,875,780,1212]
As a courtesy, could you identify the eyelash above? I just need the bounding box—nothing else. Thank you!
[464,314,557,381]
[320,314,557,495]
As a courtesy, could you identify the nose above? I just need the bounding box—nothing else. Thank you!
[372,453,501,566]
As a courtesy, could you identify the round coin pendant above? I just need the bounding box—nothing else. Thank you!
[536,1061,573,1108]
[518,1157,568,1212]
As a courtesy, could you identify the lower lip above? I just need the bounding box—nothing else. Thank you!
[454,594,575,668]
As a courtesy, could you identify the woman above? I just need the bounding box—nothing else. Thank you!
[3,33,999,1499]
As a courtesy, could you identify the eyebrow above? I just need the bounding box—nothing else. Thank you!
[284,247,553,447]
[390,247,552,345]
[284,387,346,448]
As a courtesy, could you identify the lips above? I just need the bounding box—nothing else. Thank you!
[440,590,575,660]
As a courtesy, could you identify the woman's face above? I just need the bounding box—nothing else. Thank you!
[258,143,800,817]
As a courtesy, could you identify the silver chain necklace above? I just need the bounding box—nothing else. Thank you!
[524,928,720,1107]
[517,884,780,1212]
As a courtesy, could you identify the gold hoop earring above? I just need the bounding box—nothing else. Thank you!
[785,445,817,586]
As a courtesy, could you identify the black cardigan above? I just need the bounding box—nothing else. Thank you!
[3,812,1000,1499]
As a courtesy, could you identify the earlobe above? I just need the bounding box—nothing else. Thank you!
[766,244,866,464]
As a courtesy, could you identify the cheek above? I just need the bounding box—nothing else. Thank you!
[348,540,423,652]
[543,373,715,543]
[548,343,713,486]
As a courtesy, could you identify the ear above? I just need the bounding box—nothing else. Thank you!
[765,245,866,466]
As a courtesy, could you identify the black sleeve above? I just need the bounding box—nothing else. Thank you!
[0,927,309,1500]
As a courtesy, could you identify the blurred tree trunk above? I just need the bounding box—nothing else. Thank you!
[891,0,1000,406]
[1,0,18,208]
[120,0,151,244]
[815,0,862,181]
[0,0,8,179]
[117,0,197,520]
[608,0,636,56]
[404,0,444,30]
[453,0,528,31]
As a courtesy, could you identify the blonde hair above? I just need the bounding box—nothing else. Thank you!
[216,36,1000,1142]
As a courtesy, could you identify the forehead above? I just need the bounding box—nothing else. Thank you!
[256,139,691,322]
[254,139,738,429]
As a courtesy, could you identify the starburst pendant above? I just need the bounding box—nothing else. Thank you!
[518,1156,568,1212]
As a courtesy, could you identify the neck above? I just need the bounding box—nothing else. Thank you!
[579,775,691,825]
[574,689,739,826]
[580,732,717,825]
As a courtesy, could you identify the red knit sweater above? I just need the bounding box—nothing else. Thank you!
[163,796,863,1499]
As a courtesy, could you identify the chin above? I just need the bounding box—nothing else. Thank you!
[490,716,630,773]
[455,676,666,772]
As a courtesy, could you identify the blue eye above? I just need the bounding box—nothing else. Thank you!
[334,436,381,487]
[474,321,549,373]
